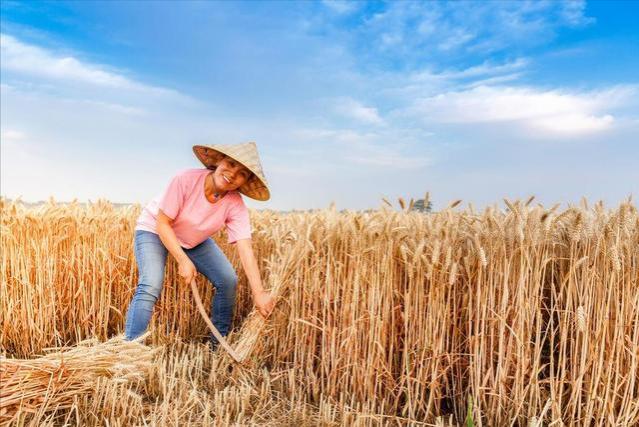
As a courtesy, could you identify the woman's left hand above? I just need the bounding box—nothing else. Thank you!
[253,290,276,319]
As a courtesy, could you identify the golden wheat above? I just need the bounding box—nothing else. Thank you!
[0,197,638,425]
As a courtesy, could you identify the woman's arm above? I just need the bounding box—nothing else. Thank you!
[157,209,197,284]
[235,238,275,318]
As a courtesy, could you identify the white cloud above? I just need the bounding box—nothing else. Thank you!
[0,33,184,99]
[1,129,26,141]
[380,32,403,48]
[560,0,595,27]
[1,33,129,87]
[532,113,613,135]
[1,33,125,86]
[289,127,431,169]
[344,147,431,168]
[463,73,524,89]
[351,1,595,61]
[437,28,476,51]
[1,4,633,211]
[378,58,529,101]
[333,97,384,125]
[405,85,637,137]
[80,100,147,116]
[322,0,359,15]
[438,58,529,79]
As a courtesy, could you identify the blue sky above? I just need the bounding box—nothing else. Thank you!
[1,0,638,211]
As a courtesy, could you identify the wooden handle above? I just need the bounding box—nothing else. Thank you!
[189,278,242,363]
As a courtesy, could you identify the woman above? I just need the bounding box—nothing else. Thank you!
[124,142,275,348]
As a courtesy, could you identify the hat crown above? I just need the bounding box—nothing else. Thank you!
[192,142,270,201]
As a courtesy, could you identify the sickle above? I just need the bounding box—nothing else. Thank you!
[190,278,242,363]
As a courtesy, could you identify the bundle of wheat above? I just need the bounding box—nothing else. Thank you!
[231,233,312,362]
[0,333,157,424]
[195,232,312,363]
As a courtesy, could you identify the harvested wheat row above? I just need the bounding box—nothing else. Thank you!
[0,333,157,425]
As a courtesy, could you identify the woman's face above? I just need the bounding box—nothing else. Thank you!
[213,157,252,192]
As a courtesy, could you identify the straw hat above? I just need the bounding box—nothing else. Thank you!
[192,142,270,201]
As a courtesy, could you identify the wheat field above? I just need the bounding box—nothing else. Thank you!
[1,196,638,426]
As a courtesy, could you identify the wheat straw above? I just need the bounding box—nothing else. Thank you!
[1,197,637,425]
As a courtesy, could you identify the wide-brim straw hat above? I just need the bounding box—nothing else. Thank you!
[192,142,270,201]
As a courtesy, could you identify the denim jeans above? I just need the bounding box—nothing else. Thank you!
[124,230,238,345]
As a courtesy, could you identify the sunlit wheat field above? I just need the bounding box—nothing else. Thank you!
[1,197,637,426]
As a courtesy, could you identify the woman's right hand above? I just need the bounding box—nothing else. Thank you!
[178,258,197,284]
[253,290,276,319]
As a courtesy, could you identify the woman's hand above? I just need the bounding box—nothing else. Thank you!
[253,290,275,319]
[178,258,198,284]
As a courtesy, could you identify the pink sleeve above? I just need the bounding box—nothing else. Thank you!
[225,195,252,244]
[157,171,186,220]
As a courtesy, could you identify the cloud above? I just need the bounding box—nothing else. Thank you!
[438,58,529,80]
[1,33,130,87]
[405,85,637,137]
[0,33,185,99]
[463,73,524,89]
[437,28,476,51]
[374,58,529,103]
[1,2,634,211]
[532,113,613,135]
[80,100,147,116]
[1,129,26,141]
[289,127,431,169]
[322,0,360,15]
[560,0,596,27]
[333,97,384,125]
[344,1,595,65]
[344,144,431,168]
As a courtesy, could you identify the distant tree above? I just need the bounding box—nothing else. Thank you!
[411,199,433,213]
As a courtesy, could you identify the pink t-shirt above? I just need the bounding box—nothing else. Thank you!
[135,168,252,248]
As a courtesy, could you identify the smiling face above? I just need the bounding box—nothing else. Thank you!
[212,156,252,192]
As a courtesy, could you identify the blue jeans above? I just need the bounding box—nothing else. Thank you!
[124,230,238,344]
